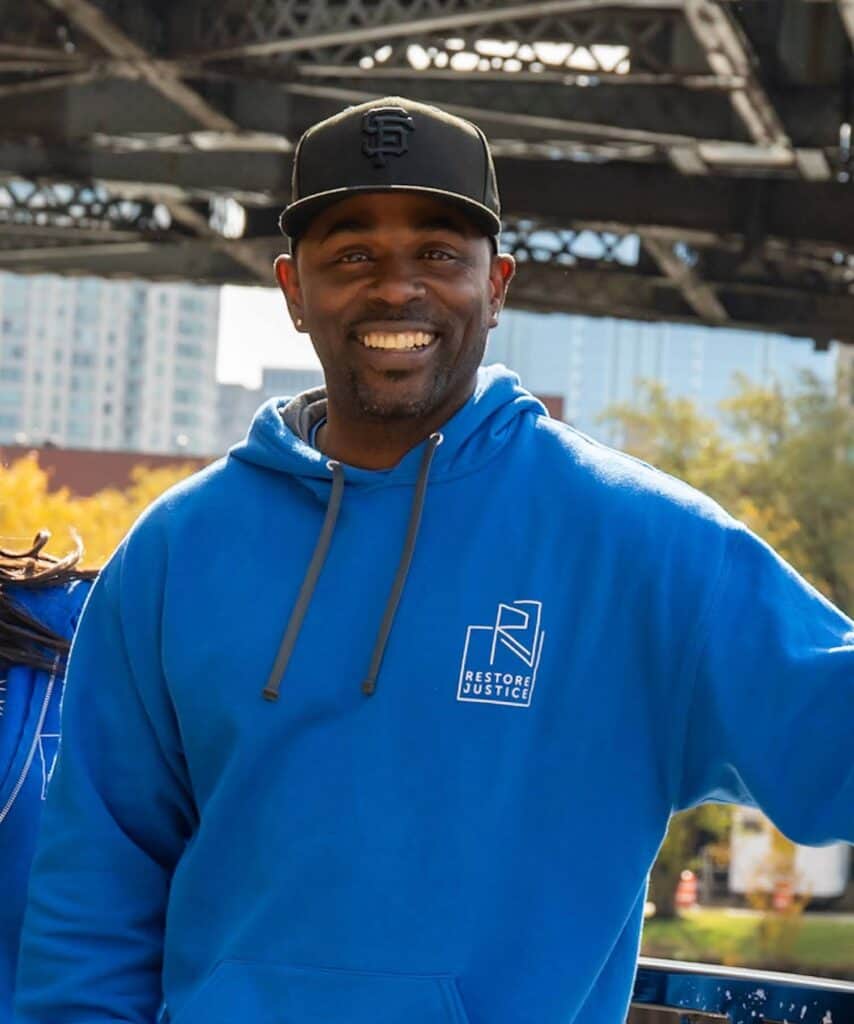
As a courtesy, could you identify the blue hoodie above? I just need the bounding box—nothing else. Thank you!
[1,579,90,1022]
[15,367,854,1024]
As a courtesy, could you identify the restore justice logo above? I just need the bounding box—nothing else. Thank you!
[456,600,545,709]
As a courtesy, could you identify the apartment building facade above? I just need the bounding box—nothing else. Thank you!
[0,272,220,455]
[487,311,839,441]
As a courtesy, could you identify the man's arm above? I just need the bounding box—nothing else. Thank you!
[675,522,854,844]
[15,530,196,1024]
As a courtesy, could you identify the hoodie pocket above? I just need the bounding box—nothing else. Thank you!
[170,960,471,1024]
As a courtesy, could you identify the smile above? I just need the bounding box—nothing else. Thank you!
[358,330,437,350]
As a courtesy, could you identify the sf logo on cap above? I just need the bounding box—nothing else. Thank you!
[362,108,415,168]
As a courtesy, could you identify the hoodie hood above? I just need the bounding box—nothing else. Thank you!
[229,364,545,497]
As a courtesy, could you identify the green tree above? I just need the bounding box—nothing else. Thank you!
[598,380,741,505]
[648,805,731,920]
[600,374,853,611]
[722,373,853,611]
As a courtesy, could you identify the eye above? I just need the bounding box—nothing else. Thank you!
[422,248,455,261]
[338,251,369,264]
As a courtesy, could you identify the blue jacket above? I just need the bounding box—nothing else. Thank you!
[0,580,90,1022]
[15,367,854,1024]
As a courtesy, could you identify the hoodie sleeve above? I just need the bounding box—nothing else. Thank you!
[675,522,854,845]
[15,519,196,1024]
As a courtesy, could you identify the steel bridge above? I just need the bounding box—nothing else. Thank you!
[1,0,853,345]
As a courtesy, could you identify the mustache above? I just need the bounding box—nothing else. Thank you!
[347,303,443,331]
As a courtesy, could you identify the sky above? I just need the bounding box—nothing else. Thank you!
[216,285,320,388]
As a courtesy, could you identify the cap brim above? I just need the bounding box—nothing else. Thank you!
[280,184,501,241]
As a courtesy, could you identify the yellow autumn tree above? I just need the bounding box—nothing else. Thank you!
[0,453,200,569]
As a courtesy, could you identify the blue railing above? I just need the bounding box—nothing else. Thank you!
[631,956,854,1022]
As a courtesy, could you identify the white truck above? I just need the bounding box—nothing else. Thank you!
[728,807,851,904]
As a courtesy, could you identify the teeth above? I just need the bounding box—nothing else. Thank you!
[360,331,435,350]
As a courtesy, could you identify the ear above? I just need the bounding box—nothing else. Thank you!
[487,253,515,328]
[274,254,307,332]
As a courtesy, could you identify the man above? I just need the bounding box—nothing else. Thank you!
[15,98,853,1024]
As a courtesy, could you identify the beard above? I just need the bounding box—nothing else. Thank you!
[344,326,488,423]
[347,362,454,421]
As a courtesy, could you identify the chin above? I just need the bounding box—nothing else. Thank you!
[351,370,450,422]
[355,390,439,421]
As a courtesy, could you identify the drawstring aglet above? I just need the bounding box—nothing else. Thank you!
[262,686,280,702]
[361,678,377,697]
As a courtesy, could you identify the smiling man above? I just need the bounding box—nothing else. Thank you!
[274,101,514,469]
[15,98,854,1024]
[276,190,513,468]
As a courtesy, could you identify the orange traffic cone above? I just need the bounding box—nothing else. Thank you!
[675,869,698,910]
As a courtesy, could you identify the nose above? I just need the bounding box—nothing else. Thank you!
[367,253,426,306]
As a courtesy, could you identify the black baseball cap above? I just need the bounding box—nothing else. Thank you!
[280,96,501,244]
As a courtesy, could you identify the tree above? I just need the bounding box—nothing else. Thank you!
[601,374,853,611]
[722,373,853,611]
[648,805,731,919]
[0,453,198,569]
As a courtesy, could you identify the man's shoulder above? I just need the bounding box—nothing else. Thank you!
[529,415,732,533]
[113,454,243,558]
[131,452,250,526]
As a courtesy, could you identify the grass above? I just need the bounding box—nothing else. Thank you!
[641,908,854,979]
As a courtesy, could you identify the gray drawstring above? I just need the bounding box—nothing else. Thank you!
[262,460,344,701]
[261,433,443,702]
[361,432,443,697]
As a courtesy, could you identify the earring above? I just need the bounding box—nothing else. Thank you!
[296,317,303,329]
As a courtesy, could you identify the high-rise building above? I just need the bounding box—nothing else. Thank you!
[0,272,220,455]
[261,366,324,397]
[487,311,839,442]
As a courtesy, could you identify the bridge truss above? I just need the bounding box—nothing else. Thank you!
[0,0,853,344]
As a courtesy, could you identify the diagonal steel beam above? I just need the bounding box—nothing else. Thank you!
[40,0,237,132]
[295,63,743,90]
[682,0,790,150]
[0,240,163,263]
[166,201,274,286]
[287,82,827,175]
[183,0,685,63]
[640,234,729,322]
[0,68,103,99]
[286,81,700,149]
[837,0,854,46]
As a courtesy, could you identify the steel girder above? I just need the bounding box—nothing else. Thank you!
[0,0,851,344]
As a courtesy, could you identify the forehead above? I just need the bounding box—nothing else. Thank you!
[302,191,483,242]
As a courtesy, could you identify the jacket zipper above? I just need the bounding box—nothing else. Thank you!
[0,660,58,825]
